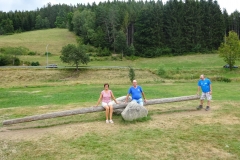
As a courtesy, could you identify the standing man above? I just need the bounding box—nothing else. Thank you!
[125,80,146,106]
[197,74,212,111]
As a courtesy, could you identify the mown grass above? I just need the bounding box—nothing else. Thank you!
[1,103,240,160]
[0,29,240,159]
[1,82,239,110]
[19,53,240,81]
[1,79,240,159]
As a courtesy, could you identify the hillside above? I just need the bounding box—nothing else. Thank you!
[0,28,77,55]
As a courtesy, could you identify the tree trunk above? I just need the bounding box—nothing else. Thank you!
[76,62,79,71]
[131,23,134,44]
[2,95,199,125]
[126,27,128,46]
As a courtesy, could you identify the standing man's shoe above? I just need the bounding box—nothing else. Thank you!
[205,106,210,111]
[197,105,203,110]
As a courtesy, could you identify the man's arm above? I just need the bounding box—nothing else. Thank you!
[209,84,212,95]
[125,94,130,103]
[142,92,146,102]
[197,86,201,95]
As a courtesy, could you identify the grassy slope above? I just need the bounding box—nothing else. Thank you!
[0,28,77,65]
[0,28,77,54]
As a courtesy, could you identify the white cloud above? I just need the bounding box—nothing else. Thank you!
[0,0,239,14]
[217,0,240,14]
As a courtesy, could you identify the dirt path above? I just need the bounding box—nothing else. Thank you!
[0,108,213,141]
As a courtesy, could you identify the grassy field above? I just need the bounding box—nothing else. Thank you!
[0,67,240,159]
[0,29,240,159]
[0,28,77,55]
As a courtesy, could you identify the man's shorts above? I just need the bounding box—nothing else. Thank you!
[200,92,212,101]
[132,98,143,106]
[102,102,113,108]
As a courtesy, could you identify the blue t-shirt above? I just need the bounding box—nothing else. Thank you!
[198,78,211,93]
[128,86,143,100]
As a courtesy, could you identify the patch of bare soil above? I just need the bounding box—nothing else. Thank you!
[0,102,238,142]
[0,107,212,141]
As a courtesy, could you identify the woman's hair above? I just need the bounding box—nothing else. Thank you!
[104,83,109,88]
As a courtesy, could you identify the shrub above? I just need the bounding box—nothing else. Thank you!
[0,46,29,55]
[125,55,138,61]
[31,61,40,66]
[213,76,231,83]
[28,51,37,55]
[157,66,166,76]
[162,47,172,55]
[44,52,52,56]
[24,61,31,66]
[14,57,20,66]
[125,44,135,56]
[96,47,111,57]
[85,44,96,52]
[0,55,11,66]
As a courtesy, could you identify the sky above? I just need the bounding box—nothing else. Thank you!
[0,0,239,14]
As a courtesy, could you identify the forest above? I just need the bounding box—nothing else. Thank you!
[0,0,240,57]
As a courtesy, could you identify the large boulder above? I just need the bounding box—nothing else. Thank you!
[112,96,132,115]
[121,101,148,121]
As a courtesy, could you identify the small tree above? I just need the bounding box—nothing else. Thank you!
[128,66,135,82]
[218,31,240,70]
[60,44,90,71]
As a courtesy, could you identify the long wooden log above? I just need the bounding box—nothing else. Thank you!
[2,95,199,125]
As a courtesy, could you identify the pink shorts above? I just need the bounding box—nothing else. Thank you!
[102,102,113,108]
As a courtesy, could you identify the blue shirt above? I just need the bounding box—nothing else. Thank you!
[128,86,143,100]
[198,78,211,93]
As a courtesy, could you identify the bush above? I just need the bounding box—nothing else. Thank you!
[111,55,121,61]
[125,55,138,61]
[157,66,166,76]
[24,61,31,66]
[125,44,135,56]
[213,76,231,83]
[162,47,172,55]
[44,52,52,56]
[85,44,96,52]
[31,61,40,66]
[0,46,29,55]
[0,55,11,66]
[14,57,20,66]
[96,47,111,57]
[28,51,37,55]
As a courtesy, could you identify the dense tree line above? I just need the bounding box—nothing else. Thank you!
[0,3,75,34]
[0,0,240,57]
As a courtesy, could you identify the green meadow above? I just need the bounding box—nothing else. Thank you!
[0,29,240,160]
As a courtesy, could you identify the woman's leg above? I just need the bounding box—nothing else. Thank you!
[104,106,110,120]
[109,105,113,120]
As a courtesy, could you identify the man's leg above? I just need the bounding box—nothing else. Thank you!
[205,93,212,111]
[197,92,205,110]
[137,98,143,106]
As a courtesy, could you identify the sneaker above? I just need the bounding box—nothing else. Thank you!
[196,105,203,110]
[205,106,210,111]
[109,120,114,124]
[106,120,109,123]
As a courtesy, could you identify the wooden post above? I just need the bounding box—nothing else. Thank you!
[2,95,199,125]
